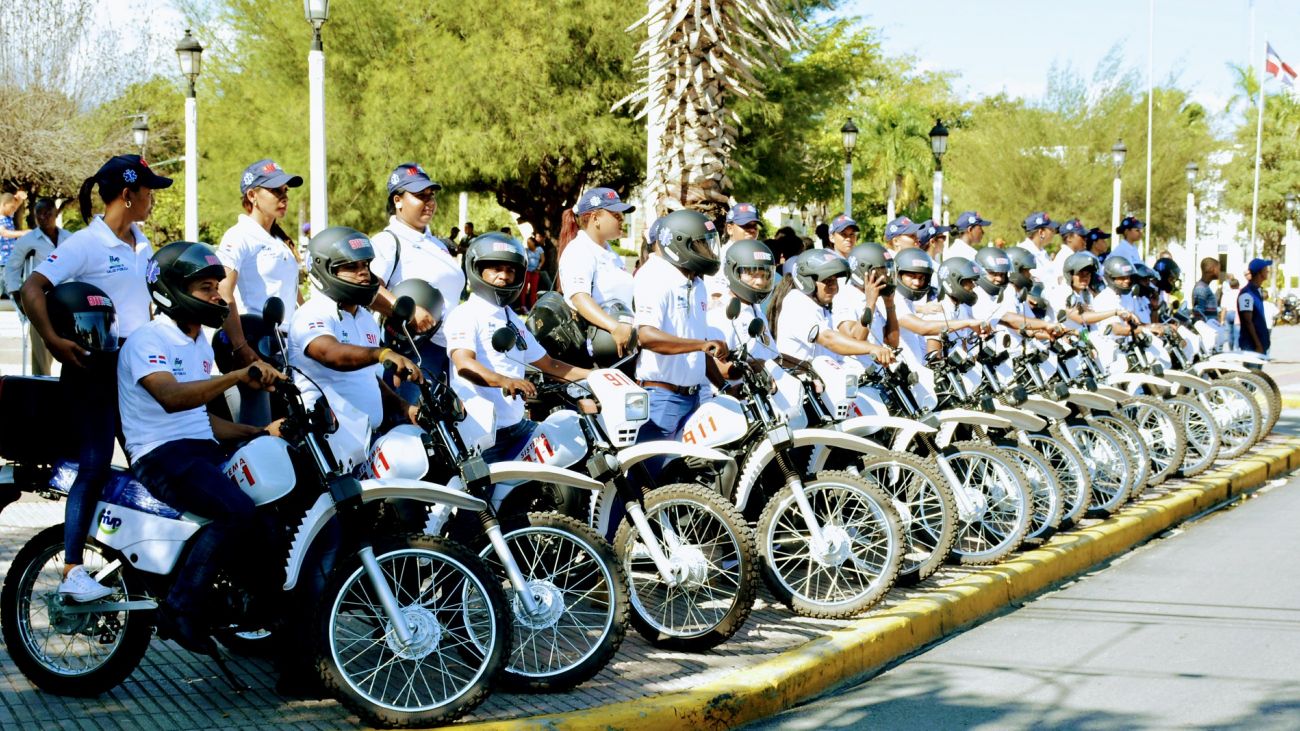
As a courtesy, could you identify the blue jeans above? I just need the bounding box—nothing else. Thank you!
[391,341,449,405]
[480,419,538,464]
[132,439,268,613]
[638,388,702,444]
[62,354,119,564]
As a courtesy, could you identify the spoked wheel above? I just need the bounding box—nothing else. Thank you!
[1032,428,1091,526]
[755,470,902,618]
[477,512,627,692]
[316,534,510,728]
[944,441,1031,565]
[996,439,1065,541]
[615,483,757,651]
[1228,372,1278,436]
[1089,413,1150,492]
[1200,382,1262,459]
[1167,395,1221,478]
[1063,421,1132,516]
[1121,396,1187,491]
[0,525,152,696]
[853,452,956,586]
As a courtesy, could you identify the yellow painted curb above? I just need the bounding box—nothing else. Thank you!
[460,438,1300,731]
[1281,394,1300,411]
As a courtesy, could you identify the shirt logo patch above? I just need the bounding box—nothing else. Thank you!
[366,332,377,344]
[307,320,328,330]
[147,354,167,364]
[106,255,128,275]
[203,360,212,374]
[171,357,185,375]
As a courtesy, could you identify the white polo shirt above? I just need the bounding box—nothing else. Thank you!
[1015,238,1052,281]
[1049,247,1075,289]
[217,214,301,319]
[369,216,465,347]
[1110,239,1142,267]
[118,316,216,461]
[776,288,835,363]
[893,291,933,367]
[945,238,978,263]
[830,285,886,367]
[35,215,152,337]
[444,292,546,431]
[634,254,709,385]
[558,229,633,310]
[706,300,777,361]
[289,291,384,456]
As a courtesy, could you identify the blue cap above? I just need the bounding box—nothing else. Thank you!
[240,159,302,195]
[954,211,991,231]
[575,187,635,215]
[829,212,859,234]
[1248,258,1273,276]
[386,162,441,196]
[1116,215,1145,233]
[917,220,951,244]
[727,202,760,226]
[1023,212,1058,233]
[1086,227,1111,242]
[884,216,922,240]
[1058,218,1087,237]
[97,154,173,190]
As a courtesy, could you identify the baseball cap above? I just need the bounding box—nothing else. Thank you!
[884,216,922,240]
[1058,218,1087,237]
[1248,258,1273,276]
[240,159,303,196]
[386,162,441,196]
[1022,212,1058,233]
[829,213,859,235]
[1116,215,1145,234]
[96,154,172,190]
[917,220,951,245]
[574,187,635,215]
[954,211,992,231]
[1086,227,1112,243]
[727,202,760,226]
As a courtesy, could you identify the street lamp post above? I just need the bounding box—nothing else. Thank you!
[942,194,951,227]
[840,118,858,218]
[1185,161,1198,249]
[131,116,149,158]
[175,29,203,242]
[305,0,330,235]
[929,120,948,223]
[1287,193,1298,244]
[1111,139,1127,237]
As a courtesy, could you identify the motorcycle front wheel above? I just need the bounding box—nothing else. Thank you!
[1121,396,1187,491]
[1167,395,1221,478]
[944,442,1031,565]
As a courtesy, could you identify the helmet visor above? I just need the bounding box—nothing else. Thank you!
[736,264,775,295]
[690,231,721,263]
[71,311,119,353]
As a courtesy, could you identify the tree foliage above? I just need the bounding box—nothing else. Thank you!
[1221,65,1300,260]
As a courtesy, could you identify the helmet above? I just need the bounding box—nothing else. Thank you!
[974,246,1012,296]
[588,300,636,366]
[723,239,776,304]
[308,227,381,307]
[846,242,893,290]
[938,257,980,306]
[525,291,586,361]
[1005,246,1036,289]
[1026,282,1050,318]
[464,232,527,307]
[893,248,936,301]
[655,209,721,276]
[146,241,230,328]
[1132,262,1159,297]
[1153,257,1181,293]
[1063,251,1101,278]
[1103,255,1135,295]
[792,248,848,296]
[381,279,446,355]
[47,282,119,355]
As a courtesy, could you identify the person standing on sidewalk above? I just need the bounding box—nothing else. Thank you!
[1222,275,1241,351]
[1238,258,1272,356]
[0,191,30,298]
[4,197,67,374]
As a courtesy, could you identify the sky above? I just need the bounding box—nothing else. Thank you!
[840,0,1300,120]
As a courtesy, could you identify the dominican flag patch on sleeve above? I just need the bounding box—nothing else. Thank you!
[147,354,168,365]
[307,320,328,330]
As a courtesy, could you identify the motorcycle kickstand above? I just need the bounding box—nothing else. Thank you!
[209,648,251,693]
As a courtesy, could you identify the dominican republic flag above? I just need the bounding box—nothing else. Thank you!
[147,354,168,365]
[1266,43,1297,88]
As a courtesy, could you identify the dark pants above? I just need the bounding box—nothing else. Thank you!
[132,439,267,613]
[480,419,537,464]
[391,340,448,405]
[62,354,120,564]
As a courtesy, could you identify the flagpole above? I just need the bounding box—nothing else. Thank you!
[1250,73,1265,259]
[1143,0,1154,261]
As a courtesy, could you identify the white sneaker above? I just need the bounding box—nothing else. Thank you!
[59,566,113,602]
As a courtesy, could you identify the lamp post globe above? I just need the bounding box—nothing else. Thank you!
[1186,161,1198,186]
[1111,139,1127,174]
[929,119,948,222]
[131,117,149,155]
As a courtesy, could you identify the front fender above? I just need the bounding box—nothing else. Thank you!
[1067,388,1118,412]
[1108,372,1174,394]
[487,461,605,493]
[1193,360,1249,376]
[1093,385,1131,403]
[1162,368,1213,393]
[1021,395,1071,420]
[616,440,735,472]
[992,404,1047,432]
[932,408,1014,430]
[283,479,488,591]
[734,428,892,514]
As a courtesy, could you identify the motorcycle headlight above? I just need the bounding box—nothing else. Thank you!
[625,392,649,421]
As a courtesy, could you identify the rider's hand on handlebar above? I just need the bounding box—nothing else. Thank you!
[613,323,635,356]
[48,336,89,369]
[404,402,420,425]
[240,363,287,391]
[701,339,729,359]
[501,377,536,399]
[264,418,287,438]
[969,319,992,336]
[868,344,895,365]
[378,349,424,384]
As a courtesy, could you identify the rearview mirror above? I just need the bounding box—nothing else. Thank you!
[748,318,764,338]
[262,297,285,329]
[807,325,820,343]
[860,307,873,328]
[392,295,415,323]
[725,296,741,321]
[491,326,520,353]
[1056,309,1068,323]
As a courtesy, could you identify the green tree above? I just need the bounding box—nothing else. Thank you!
[1221,65,1300,261]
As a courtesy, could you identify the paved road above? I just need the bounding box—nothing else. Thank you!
[748,467,1300,731]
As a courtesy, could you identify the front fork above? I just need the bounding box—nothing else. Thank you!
[772,449,828,549]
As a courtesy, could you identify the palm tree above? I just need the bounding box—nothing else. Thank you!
[619,0,802,218]
[860,101,932,221]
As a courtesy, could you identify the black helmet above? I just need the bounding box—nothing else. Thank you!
[655,209,721,276]
[974,246,1012,296]
[1152,257,1181,293]
[938,257,980,306]
[893,248,936,301]
[465,232,527,307]
[846,242,893,291]
[792,248,848,296]
[1026,282,1050,318]
[724,239,777,304]
[147,241,230,328]
[1063,250,1101,279]
[526,291,586,360]
[1005,246,1036,289]
[588,300,636,366]
[381,279,446,355]
[47,281,119,355]
[1103,255,1135,295]
[1132,262,1159,297]
[308,227,381,307]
